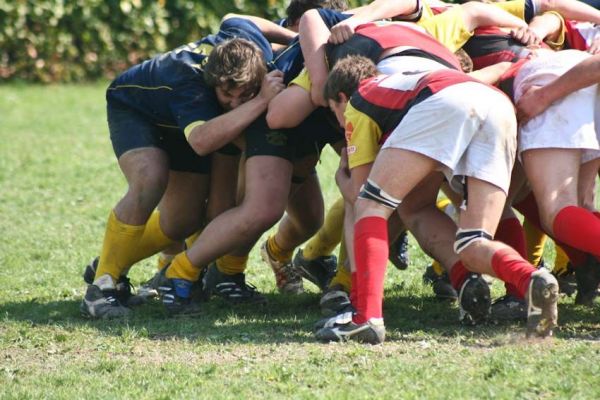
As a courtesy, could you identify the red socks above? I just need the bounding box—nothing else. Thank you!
[353,216,388,324]
[553,206,600,260]
[449,260,469,291]
[491,247,536,298]
[513,193,587,267]
[495,217,527,297]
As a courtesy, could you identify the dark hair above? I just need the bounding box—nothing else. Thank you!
[203,38,267,95]
[323,55,378,103]
[286,0,348,27]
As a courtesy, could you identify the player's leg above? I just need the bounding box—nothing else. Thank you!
[263,169,324,293]
[82,102,172,318]
[457,177,558,336]
[316,148,440,344]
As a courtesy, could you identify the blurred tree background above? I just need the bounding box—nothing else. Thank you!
[0,0,367,82]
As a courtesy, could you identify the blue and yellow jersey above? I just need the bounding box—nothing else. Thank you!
[274,8,351,84]
[106,18,272,136]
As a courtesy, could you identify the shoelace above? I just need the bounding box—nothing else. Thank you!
[102,289,121,306]
[281,263,301,281]
[116,276,136,298]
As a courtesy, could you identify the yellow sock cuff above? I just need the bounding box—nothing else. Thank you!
[185,229,202,249]
[166,252,202,282]
[267,235,293,263]
[329,266,351,293]
[216,255,248,275]
[96,210,145,281]
[553,245,570,275]
[523,219,546,266]
[304,197,344,260]
[157,253,174,271]
[431,260,445,276]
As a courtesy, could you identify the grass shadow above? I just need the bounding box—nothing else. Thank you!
[2,291,599,345]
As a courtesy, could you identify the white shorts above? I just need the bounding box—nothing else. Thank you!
[381,82,517,194]
[514,50,600,163]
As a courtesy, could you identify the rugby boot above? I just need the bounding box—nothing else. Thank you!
[203,263,266,305]
[80,274,131,319]
[315,317,385,345]
[422,264,458,301]
[574,256,600,306]
[261,241,303,294]
[156,268,202,316]
[389,230,410,270]
[458,274,491,325]
[293,249,336,291]
[490,294,527,322]
[526,269,559,338]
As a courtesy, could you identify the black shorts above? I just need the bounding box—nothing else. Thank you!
[245,109,344,161]
[107,101,211,174]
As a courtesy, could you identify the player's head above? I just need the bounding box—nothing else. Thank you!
[286,0,348,31]
[323,55,377,127]
[204,38,267,110]
[455,49,473,73]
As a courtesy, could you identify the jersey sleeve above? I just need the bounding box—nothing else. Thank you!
[217,17,274,64]
[169,81,222,137]
[345,102,383,169]
[317,8,352,28]
[289,68,312,92]
[418,5,473,52]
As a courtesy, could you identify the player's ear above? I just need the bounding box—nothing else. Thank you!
[338,92,348,103]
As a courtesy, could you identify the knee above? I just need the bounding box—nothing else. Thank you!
[458,245,481,271]
[162,214,204,241]
[237,203,285,236]
[456,236,495,272]
[125,175,168,210]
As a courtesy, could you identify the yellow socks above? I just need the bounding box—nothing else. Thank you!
[266,235,293,263]
[185,229,202,249]
[328,235,351,293]
[303,197,344,260]
[431,260,445,276]
[553,245,570,276]
[130,211,177,266]
[95,210,145,282]
[166,252,203,282]
[157,253,175,271]
[523,218,547,266]
[216,254,249,275]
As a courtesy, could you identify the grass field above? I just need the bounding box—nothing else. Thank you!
[1,83,600,399]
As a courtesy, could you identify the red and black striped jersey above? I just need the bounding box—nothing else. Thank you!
[326,21,461,71]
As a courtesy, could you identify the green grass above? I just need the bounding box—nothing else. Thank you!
[1,83,600,399]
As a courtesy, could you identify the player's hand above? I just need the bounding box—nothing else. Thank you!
[588,37,600,55]
[335,148,351,189]
[258,70,285,102]
[510,27,542,48]
[516,85,547,123]
[329,18,361,44]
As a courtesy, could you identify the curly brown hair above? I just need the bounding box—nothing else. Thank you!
[203,38,267,96]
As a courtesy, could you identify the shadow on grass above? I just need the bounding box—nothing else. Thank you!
[1,292,599,344]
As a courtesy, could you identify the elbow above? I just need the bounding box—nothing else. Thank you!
[539,0,557,14]
[266,107,293,129]
[189,139,213,157]
[221,13,239,23]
